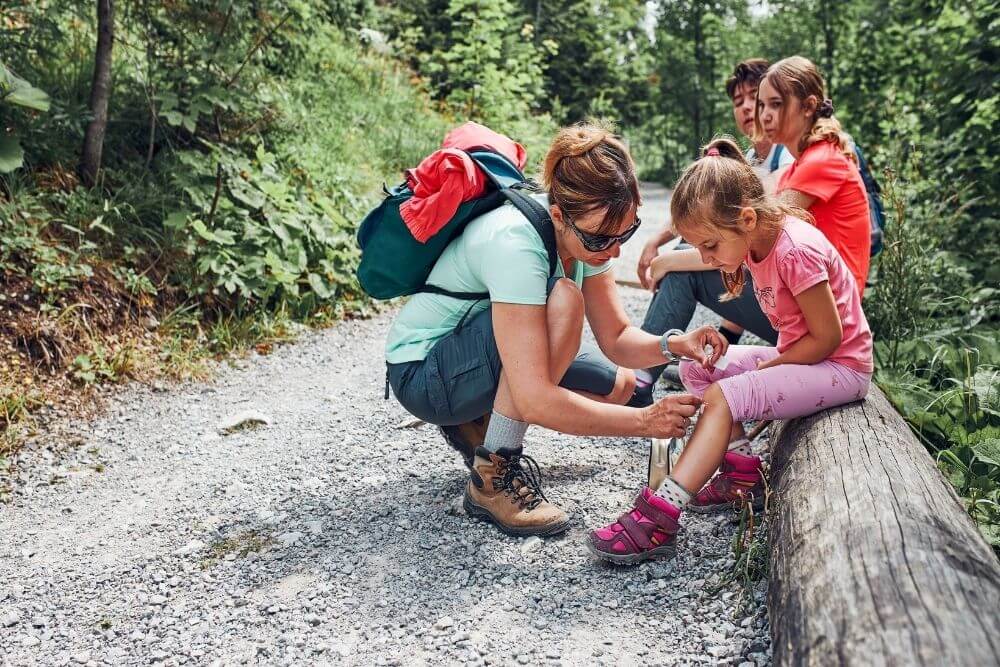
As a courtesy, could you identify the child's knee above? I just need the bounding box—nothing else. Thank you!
[704,382,733,420]
[678,359,704,391]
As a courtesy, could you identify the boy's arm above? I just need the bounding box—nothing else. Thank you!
[637,225,678,289]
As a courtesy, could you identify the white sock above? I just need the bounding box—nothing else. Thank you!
[483,410,528,454]
[728,437,752,457]
[635,368,654,386]
[654,476,692,509]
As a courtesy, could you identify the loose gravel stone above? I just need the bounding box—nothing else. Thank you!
[0,186,772,666]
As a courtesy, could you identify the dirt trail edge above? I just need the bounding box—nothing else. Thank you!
[1,185,772,667]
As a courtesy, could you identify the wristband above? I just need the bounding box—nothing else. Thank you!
[659,328,684,361]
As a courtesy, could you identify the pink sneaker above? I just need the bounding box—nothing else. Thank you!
[688,450,765,513]
[587,487,681,565]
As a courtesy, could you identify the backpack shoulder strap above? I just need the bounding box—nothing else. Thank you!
[501,188,558,279]
[770,144,784,172]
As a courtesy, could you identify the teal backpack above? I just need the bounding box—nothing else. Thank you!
[356,149,556,301]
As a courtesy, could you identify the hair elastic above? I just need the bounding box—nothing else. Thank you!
[817,98,835,118]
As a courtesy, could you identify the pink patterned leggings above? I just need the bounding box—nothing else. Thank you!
[679,345,872,423]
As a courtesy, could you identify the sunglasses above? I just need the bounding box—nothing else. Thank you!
[564,213,642,252]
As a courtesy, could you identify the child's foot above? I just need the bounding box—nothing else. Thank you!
[586,487,681,565]
[688,450,765,513]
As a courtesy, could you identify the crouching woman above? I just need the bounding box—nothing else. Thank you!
[385,121,727,538]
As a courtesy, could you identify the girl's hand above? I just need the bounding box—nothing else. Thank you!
[756,357,780,371]
[669,326,728,369]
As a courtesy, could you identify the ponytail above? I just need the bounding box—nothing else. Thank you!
[672,136,812,300]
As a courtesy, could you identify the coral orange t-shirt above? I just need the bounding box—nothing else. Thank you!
[777,140,870,295]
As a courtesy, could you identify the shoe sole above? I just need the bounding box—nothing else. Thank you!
[462,494,571,538]
[585,534,679,565]
[686,495,765,514]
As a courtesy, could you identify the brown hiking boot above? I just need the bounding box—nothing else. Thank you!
[463,446,570,537]
[439,414,491,469]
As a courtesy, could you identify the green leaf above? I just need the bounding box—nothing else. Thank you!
[0,64,50,111]
[307,272,331,298]
[972,439,1000,468]
[0,134,24,173]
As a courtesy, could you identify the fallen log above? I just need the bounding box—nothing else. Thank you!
[767,386,1000,666]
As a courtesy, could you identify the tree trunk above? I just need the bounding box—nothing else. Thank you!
[80,0,114,188]
[767,386,1000,666]
[691,2,704,149]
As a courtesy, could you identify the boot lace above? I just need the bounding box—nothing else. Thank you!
[495,453,548,511]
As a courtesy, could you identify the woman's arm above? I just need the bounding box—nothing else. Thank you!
[582,271,727,370]
[756,281,842,370]
[493,300,699,438]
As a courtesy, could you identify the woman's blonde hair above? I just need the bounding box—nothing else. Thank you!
[542,119,640,234]
[755,55,855,162]
[670,136,811,299]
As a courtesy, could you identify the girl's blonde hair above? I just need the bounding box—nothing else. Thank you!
[542,119,640,234]
[755,55,855,162]
[670,136,811,299]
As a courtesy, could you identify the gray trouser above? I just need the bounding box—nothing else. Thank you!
[641,247,778,381]
[388,277,619,426]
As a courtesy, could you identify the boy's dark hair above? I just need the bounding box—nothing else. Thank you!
[725,58,770,100]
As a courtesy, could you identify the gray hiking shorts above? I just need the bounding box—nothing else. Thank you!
[387,277,619,426]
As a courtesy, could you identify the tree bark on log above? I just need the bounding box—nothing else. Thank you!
[80,0,114,188]
[767,386,1000,666]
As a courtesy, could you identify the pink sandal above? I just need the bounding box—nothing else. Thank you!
[587,487,681,565]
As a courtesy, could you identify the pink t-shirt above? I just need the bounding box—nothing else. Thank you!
[747,217,873,373]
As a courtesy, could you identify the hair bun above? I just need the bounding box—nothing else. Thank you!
[817,98,835,118]
[564,127,611,157]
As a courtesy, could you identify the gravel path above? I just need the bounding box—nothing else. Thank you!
[1,185,773,667]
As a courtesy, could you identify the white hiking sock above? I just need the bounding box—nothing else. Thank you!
[635,368,654,387]
[654,475,692,509]
[728,437,753,457]
[483,410,528,454]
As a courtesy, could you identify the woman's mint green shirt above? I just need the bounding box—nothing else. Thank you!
[385,194,610,364]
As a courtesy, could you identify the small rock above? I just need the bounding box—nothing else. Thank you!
[395,416,425,429]
[520,536,543,554]
[173,539,205,556]
[149,594,167,605]
[277,531,303,547]
[72,652,91,664]
[1,610,20,627]
[706,645,728,658]
[434,616,454,631]
[217,411,272,434]
[22,635,40,647]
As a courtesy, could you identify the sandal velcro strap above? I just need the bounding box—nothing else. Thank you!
[634,491,679,531]
[617,513,652,551]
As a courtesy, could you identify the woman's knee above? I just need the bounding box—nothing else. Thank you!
[605,367,636,405]
[547,277,584,320]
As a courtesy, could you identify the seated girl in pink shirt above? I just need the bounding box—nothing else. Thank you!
[588,136,873,564]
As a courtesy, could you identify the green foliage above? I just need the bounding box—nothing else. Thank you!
[0,61,51,173]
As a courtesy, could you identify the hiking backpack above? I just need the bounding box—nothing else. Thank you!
[355,149,556,301]
[853,144,887,256]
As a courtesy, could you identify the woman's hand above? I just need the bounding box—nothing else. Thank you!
[641,394,702,438]
[637,238,661,290]
[668,326,728,369]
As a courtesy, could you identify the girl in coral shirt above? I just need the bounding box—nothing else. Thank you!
[758,56,871,296]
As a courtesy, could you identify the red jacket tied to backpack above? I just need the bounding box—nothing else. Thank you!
[400,122,528,243]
